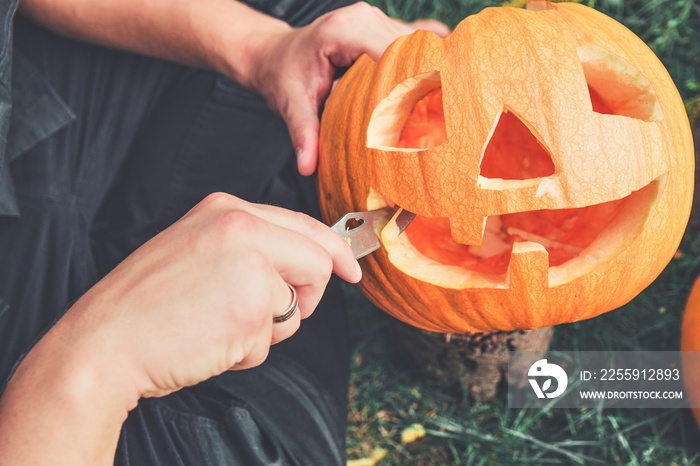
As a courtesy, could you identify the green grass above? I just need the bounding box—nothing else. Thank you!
[346,1,700,464]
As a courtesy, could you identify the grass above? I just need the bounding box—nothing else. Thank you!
[346,1,700,464]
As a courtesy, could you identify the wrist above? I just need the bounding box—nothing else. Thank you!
[198,2,293,90]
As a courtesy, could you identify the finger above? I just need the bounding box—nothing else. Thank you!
[214,208,342,318]
[230,265,300,365]
[260,224,336,318]
[232,337,271,370]
[406,19,451,38]
[322,3,414,62]
[246,213,344,321]
[281,84,325,177]
[187,193,361,285]
[269,282,303,345]
[243,203,361,284]
[291,118,319,177]
[331,27,410,63]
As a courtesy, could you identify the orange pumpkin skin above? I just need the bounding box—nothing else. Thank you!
[318,2,694,333]
[681,277,700,426]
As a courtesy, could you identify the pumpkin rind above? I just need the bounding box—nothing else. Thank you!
[318,2,694,333]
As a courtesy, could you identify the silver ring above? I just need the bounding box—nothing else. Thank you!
[273,283,299,323]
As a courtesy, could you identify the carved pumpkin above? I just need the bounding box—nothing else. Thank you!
[318,1,694,333]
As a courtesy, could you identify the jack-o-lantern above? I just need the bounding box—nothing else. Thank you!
[318,1,694,333]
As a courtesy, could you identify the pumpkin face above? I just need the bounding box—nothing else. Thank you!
[318,1,694,333]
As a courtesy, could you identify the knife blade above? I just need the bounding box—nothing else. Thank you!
[331,207,416,259]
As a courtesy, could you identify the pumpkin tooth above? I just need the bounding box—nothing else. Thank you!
[467,217,510,259]
[504,227,584,256]
[506,241,549,297]
[446,216,489,246]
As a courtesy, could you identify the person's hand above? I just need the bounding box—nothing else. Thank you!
[246,2,450,176]
[0,192,361,463]
[19,0,447,177]
[45,192,362,400]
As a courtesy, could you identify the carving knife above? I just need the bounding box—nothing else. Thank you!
[331,207,416,259]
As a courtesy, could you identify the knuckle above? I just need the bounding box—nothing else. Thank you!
[318,8,354,30]
[352,2,382,18]
[200,192,236,209]
[289,212,345,279]
[215,209,266,240]
[316,254,334,282]
[236,249,272,280]
[295,210,324,235]
[303,254,334,289]
[351,2,373,13]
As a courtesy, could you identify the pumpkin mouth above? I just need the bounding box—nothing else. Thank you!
[370,175,663,289]
[368,139,664,288]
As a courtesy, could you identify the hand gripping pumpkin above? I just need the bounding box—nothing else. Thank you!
[318,1,694,333]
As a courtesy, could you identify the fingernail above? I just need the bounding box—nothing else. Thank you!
[354,260,363,282]
[296,146,304,162]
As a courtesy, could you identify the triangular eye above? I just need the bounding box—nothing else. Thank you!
[367,71,447,150]
[578,44,662,122]
[479,109,556,181]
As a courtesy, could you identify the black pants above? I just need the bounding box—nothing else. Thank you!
[0,1,352,464]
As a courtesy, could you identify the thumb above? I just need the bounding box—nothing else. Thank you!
[285,99,321,177]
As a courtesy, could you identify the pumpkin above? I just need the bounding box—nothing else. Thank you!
[318,1,694,333]
[681,276,700,425]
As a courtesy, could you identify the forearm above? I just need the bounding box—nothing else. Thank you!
[18,0,292,88]
[0,300,135,465]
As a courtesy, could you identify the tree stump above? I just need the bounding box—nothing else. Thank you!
[386,317,554,402]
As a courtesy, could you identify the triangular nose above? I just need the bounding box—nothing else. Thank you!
[479,110,556,180]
